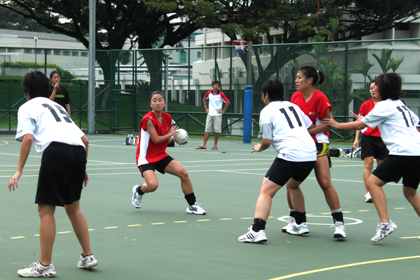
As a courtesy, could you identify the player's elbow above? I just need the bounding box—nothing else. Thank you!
[23,134,34,144]
[81,135,89,147]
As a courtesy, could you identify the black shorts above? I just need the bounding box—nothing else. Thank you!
[372,155,420,189]
[316,143,331,168]
[361,135,389,160]
[265,158,316,186]
[36,142,86,206]
[138,156,174,176]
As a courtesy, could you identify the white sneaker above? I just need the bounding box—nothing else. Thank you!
[17,261,56,278]
[186,202,206,215]
[238,227,268,243]
[281,216,295,233]
[371,220,398,242]
[364,192,373,203]
[131,185,142,209]
[332,221,347,238]
[77,254,98,269]
[286,221,310,235]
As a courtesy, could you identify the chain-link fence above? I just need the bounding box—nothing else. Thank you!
[1,38,419,140]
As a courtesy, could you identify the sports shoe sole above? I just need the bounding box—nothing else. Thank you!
[334,233,346,238]
[78,262,98,269]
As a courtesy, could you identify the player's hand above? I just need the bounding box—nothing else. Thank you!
[351,111,362,121]
[84,171,89,187]
[251,143,261,153]
[322,116,337,128]
[8,170,22,191]
[205,109,209,114]
[54,82,60,90]
[352,140,359,149]
[169,125,179,136]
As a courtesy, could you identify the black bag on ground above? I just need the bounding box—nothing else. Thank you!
[329,147,340,157]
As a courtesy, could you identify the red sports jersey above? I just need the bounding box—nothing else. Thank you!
[291,90,332,143]
[359,99,381,137]
[136,111,172,166]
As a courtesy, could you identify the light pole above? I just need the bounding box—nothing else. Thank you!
[162,45,173,111]
[34,37,38,70]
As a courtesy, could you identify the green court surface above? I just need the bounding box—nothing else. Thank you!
[0,134,419,280]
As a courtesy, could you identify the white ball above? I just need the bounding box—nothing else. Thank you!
[173,128,188,145]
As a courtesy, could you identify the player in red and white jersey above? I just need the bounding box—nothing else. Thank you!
[325,73,420,242]
[8,71,97,277]
[285,65,346,239]
[196,80,230,150]
[131,91,206,215]
[353,81,389,203]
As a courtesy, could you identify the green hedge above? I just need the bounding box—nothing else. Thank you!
[0,61,75,80]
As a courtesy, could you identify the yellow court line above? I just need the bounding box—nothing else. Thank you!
[174,221,188,223]
[127,224,141,227]
[394,207,405,209]
[197,219,210,222]
[269,255,420,280]
[220,218,232,220]
[0,140,9,145]
[57,231,71,234]
[400,236,419,239]
[358,210,369,212]
[88,229,95,231]
[104,226,118,229]
[10,236,25,239]
[240,217,253,220]
[151,222,164,225]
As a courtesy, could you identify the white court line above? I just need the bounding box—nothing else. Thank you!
[0,168,401,186]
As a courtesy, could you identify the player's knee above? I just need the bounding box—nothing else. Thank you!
[177,169,189,180]
[403,187,416,200]
[148,183,159,192]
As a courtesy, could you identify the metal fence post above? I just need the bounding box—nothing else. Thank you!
[243,85,253,143]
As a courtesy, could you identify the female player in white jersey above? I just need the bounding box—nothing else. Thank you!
[324,73,420,242]
[238,79,317,243]
[131,91,206,215]
[8,71,97,277]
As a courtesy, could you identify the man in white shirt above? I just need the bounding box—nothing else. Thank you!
[196,81,230,150]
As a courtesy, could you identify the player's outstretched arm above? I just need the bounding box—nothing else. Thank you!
[8,134,33,191]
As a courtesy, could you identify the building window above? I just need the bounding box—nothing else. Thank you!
[72,51,79,57]
[179,50,187,63]
[197,51,201,59]
[53,50,62,56]
[63,51,70,56]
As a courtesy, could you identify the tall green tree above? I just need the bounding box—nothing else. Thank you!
[0,0,419,109]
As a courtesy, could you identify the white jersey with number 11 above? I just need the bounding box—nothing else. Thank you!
[259,101,317,162]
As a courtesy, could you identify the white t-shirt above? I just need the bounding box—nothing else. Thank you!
[259,101,317,162]
[204,90,229,116]
[16,97,85,154]
[361,99,420,156]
